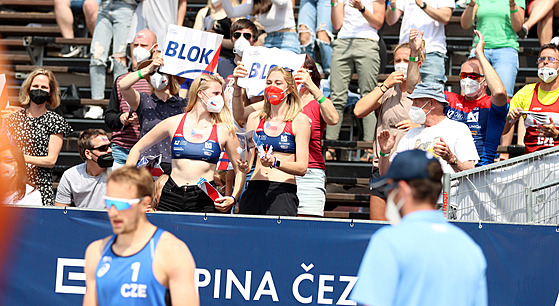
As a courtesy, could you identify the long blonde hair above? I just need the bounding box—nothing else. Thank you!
[19,68,61,109]
[259,66,302,122]
[186,74,237,133]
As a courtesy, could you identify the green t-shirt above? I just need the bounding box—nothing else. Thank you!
[472,0,526,50]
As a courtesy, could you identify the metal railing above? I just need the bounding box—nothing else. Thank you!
[442,146,559,224]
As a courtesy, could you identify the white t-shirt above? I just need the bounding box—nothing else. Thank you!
[3,185,42,206]
[392,118,479,174]
[55,163,111,209]
[127,0,179,49]
[337,0,379,40]
[223,0,296,33]
[397,0,455,54]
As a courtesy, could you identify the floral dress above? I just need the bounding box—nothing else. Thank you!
[6,110,73,206]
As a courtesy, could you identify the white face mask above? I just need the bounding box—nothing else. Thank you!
[408,100,430,125]
[385,187,406,224]
[201,90,225,113]
[460,78,483,98]
[211,0,222,6]
[132,45,153,64]
[394,62,408,79]
[150,72,169,91]
[233,36,251,58]
[538,67,559,83]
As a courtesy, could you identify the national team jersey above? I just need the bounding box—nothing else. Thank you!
[96,228,168,306]
[444,92,508,166]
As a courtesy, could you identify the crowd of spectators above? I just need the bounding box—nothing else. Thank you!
[2,0,559,223]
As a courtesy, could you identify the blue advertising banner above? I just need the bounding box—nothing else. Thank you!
[0,206,557,305]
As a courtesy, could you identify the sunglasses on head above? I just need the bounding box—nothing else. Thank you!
[538,56,558,63]
[459,72,484,81]
[233,32,253,40]
[104,196,143,211]
[88,143,111,152]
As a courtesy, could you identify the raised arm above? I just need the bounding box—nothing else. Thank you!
[416,0,452,25]
[294,68,339,125]
[120,56,163,111]
[474,30,507,107]
[406,29,423,94]
[354,71,404,118]
[460,0,477,29]
[24,133,63,168]
[125,115,178,166]
[350,0,385,30]
[231,63,264,123]
[222,0,253,19]
[385,0,403,26]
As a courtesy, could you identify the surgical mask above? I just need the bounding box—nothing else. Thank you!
[132,46,153,64]
[29,89,49,105]
[95,152,114,168]
[538,67,559,83]
[460,78,483,98]
[150,72,169,91]
[233,36,251,58]
[394,62,408,79]
[385,187,406,224]
[211,0,222,6]
[201,90,225,113]
[265,85,287,105]
[0,162,16,181]
[408,100,431,125]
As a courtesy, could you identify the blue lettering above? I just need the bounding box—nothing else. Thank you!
[165,41,179,57]
[178,44,187,60]
[199,48,213,64]
[249,63,261,78]
[260,64,268,79]
[188,46,201,62]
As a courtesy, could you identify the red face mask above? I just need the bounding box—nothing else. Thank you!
[265,85,287,105]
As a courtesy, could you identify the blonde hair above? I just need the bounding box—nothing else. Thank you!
[395,42,426,63]
[19,68,61,109]
[107,166,154,198]
[186,74,237,133]
[259,66,302,122]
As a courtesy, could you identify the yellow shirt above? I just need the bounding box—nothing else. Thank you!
[510,83,559,110]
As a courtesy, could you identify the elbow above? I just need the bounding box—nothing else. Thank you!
[45,159,57,168]
[295,167,308,177]
[353,108,365,119]
[328,114,340,126]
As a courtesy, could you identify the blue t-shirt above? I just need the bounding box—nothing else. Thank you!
[350,211,487,306]
[96,228,168,306]
[444,92,508,166]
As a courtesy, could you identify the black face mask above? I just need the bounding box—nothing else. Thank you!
[29,89,49,105]
[95,153,114,168]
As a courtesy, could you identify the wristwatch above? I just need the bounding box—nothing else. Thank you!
[450,156,458,165]
[359,7,366,13]
[420,2,427,9]
[275,159,281,169]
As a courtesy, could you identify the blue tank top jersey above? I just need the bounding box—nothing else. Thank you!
[96,228,168,306]
[255,118,296,154]
[444,92,508,166]
[171,113,221,164]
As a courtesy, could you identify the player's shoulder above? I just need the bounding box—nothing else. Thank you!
[158,231,191,256]
[85,236,112,264]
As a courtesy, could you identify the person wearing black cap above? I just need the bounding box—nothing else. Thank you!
[350,149,488,306]
[378,82,479,176]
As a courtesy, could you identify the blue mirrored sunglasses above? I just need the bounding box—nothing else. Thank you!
[103,196,143,211]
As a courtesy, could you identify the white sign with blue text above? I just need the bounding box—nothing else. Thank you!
[237,47,306,98]
[160,25,223,80]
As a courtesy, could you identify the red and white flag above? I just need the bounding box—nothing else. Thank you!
[197,177,222,201]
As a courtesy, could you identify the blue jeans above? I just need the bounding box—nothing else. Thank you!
[420,51,447,84]
[297,0,333,73]
[111,143,130,165]
[264,32,300,54]
[470,47,518,97]
[89,0,136,100]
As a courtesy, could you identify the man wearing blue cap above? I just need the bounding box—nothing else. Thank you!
[350,149,488,306]
[378,82,479,176]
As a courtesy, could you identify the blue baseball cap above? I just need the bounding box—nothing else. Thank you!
[408,82,448,105]
[371,149,440,190]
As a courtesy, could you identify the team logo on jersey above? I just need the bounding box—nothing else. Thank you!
[281,135,287,143]
[96,256,112,277]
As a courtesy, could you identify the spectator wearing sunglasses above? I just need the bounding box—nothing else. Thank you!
[503,43,559,154]
[222,0,300,54]
[83,166,199,306]
[408,30,508,166]
[55,129,114,209]
[217,19,259,81]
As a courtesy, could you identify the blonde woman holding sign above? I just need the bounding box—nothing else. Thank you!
[238,66,311,216]
[126,74,245,213]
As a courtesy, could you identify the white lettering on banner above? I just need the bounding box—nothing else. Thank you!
[120,283,147,298]
[226,269,251,300]
[291,263,358,305]
[338,276,358,305]
[254,271,279,301]
[55,258,86,294]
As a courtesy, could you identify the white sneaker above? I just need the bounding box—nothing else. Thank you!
[84,106,104,119]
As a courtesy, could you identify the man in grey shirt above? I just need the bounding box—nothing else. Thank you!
[55,129,115,209]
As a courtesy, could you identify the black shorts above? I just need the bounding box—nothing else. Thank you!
[239,180,299,216]
[370,167,388,200]
[157,176,219,213]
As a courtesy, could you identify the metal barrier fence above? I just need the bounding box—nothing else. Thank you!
[442,146,559,224]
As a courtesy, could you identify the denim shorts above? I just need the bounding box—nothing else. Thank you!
[295,168,326,216]
[419,51,447,85]
[264,31,301,54]
[469,47,518,97]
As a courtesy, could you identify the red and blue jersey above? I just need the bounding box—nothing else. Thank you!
[444,92,509,166]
